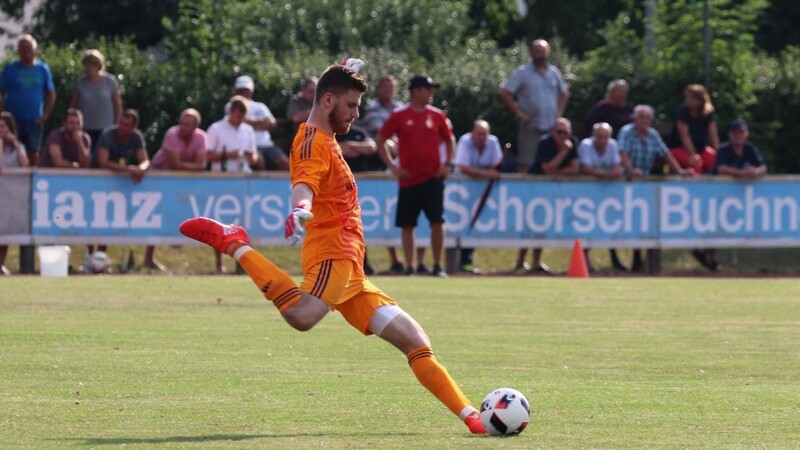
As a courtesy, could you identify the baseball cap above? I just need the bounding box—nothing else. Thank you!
[729,119,748,131]
[409,74,440,89]
[234,75,255,91]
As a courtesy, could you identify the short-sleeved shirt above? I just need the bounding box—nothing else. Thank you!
[95,125,146,167]
[617,123,669,173]
[528,134,580,174]
[0,60,56,122]
[287,95,312,120]
[379,104,453,188]
[712,141,765,174]
[37,128,91,168]
[2,142,26,167]
[454,132,503,171]
[290,123,365,273]
[501,63,568,130]
[206,118,256,172]
[225,99,275,148]
[73,73,119,131]
[150,126,208,170]
[578,137,621,171]
[667,104,716,151]
[336,124,372,173]
[584,100,633,139]
[361,98,402,138]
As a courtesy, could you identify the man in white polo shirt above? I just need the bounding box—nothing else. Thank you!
[206,95,259,273]
[207,95,259,174]
[226,75,288,170]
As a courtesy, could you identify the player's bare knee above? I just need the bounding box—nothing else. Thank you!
[282,310,317,332]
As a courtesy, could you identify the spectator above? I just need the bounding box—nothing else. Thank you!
[286,76,317,136]
[500,39,569,173]
[0,111,28,170]
[87,109,149,268]
[584,79,633,139]
[0,34,56,167]
[618,105,690,272]
[69,49,121,153]
[689,119,767,272]
[667,84,719,174]
[583,79,634,270]
[207,95,259,273]
[454,119,502,274]
[37,109,91,168]
[336,123,377,274]
[361,74,403,272]
[95,109,149,183]
[146,108,208,271]
[362,75,402,140]
[378,75,453,278]
[516,117,580,274]
[0,111,28,275]
[226,75,288,171]
[578,122,625,272]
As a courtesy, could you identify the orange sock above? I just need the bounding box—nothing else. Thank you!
[234,246,301,312]
[407,345,473,418]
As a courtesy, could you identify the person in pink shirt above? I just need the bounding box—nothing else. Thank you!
[146,108,208,270]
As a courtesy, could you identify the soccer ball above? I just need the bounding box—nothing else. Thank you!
[88,251,112,274]
[480,387,530,436]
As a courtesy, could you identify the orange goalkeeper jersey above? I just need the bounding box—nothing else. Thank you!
[290,123,365,274]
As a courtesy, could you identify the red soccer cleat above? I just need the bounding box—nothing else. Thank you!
[465,411,487,435]
[179,217,249,254]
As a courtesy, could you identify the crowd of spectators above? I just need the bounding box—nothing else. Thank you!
[0,34,768,276]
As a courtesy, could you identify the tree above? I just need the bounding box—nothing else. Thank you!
[0,0,179,48]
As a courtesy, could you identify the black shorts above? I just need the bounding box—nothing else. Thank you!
[395,177,445,228]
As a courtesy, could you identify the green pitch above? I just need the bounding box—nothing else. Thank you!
[1,276,799,449]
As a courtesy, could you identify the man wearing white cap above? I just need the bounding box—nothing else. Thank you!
[225,75,289,170]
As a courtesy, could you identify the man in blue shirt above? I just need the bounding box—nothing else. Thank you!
[0,34,56,167]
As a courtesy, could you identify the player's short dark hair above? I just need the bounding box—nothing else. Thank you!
[314,64,368,104]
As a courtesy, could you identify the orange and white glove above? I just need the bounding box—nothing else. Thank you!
[284,201,314,245]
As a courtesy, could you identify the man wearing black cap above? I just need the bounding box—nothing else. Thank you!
[712,119,767,178]
[377,75,454,278]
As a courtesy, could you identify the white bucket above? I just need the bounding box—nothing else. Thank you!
[38,246,71,277]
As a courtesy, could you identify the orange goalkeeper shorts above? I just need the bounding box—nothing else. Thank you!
[299,259,396,335]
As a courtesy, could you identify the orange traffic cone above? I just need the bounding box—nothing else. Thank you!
[567,239,590,278]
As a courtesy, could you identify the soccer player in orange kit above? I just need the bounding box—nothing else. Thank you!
[179,63,486,434]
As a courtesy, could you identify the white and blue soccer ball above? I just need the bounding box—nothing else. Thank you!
[88,251,112,274]
[480,387,531,436]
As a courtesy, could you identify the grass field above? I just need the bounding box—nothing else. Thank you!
[2,276,799,449]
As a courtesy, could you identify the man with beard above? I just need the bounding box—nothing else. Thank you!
[179,63,486,435]
[500,39,569,173]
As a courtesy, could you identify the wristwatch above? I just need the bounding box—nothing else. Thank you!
[445,161,455,170]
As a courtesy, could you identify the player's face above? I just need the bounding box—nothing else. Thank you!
[329,90,362,134]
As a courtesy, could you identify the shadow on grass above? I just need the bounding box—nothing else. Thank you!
[63,431,421,445]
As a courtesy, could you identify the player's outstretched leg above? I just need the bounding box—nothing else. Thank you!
[179,217,303,312]
[373,309,486,434]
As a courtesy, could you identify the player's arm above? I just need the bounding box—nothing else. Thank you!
[284,182,315,243]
